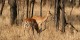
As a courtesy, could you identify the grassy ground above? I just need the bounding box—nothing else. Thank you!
[0,0,80,40]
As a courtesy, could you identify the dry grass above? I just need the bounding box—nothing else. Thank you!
[0,0,80,40]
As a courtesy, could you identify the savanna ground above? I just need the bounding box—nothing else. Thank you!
[0,0,80,40]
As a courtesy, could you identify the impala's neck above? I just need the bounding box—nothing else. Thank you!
[43,13,50,22]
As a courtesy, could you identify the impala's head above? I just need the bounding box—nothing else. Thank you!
[45,11,54,22]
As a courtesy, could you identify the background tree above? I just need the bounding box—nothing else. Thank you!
[8,0,17,25]
[31,0,35,18]
[61,0,67,32]
[26,0,32,18]
[0,0,5,16]
[16,0,22,26]
[79,0,80,6]
[54,0,61,31]
[75,0,80,7]
[16,0,26,26]
[43,0,47,6]
[40,0,42,17]
[28,0,32,18]
[26,0,29,18]
[50,0,54,9]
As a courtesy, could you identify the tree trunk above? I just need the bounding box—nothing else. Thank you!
[43,0,46,6]
[40,0,42,17]
[26,0,29,18]
[8,0,17,25]
[54,0,57,30]
[28,0,32,18]
[50,0,53,9]
[54,0,61,31]
[61,0,67,32]
[16,0,19,25]
[75,0,79,7]
[79,0,80,6]
[31,0,35,18]
[16,0,25,26]
[0,0,5,16]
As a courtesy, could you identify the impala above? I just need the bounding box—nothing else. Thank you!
[22,11,53,34]
[32,11,53,29]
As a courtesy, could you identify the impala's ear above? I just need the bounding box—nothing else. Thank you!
[49,11,53,16]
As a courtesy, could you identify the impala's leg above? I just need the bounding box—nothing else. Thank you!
[32,26,35,35]
[42,21,47,31]
[44,21,47,29]
[41,23,42,29]
[39,23,43,32]
[22,22,26,27]
[39,21,47,33]
[31,22,35,35]
[34,23,40,34]
[22,22,27,35]
[38,23,45,33]
[38,24,41,29]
